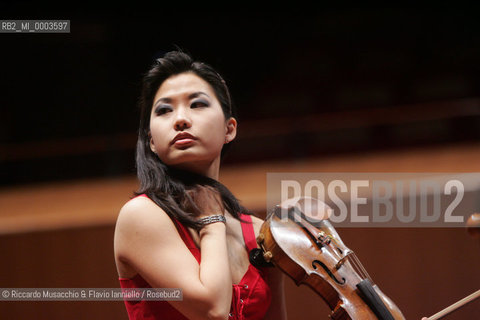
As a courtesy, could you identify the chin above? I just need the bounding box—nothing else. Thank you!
[167,153,214,167]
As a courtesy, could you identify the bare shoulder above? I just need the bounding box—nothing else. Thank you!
[115,196,168,231]
[114,196,177,263]
[117,195,160,217]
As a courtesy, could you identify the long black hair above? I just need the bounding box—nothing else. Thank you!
[134,50,253,229]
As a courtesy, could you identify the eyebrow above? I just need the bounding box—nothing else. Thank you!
[153,91,211,108]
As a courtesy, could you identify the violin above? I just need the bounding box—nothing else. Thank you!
[256,198,406,320]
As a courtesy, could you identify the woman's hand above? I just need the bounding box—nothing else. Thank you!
[185,185,225,218]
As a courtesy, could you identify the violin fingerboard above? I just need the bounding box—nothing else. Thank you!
[356,279,395,320]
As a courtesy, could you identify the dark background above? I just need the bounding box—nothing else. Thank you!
[1,7,480,320]
[1,7,479,187]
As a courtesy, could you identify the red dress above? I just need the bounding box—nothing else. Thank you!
[119,194,272,319]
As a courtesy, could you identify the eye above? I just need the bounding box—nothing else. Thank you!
[155,105,172,115]
[191,100,209,108]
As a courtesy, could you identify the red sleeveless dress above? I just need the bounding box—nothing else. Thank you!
[118,194,272,319]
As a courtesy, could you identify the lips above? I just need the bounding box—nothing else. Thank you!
[170,132,198,145]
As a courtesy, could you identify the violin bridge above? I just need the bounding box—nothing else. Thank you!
[334,250,354,270]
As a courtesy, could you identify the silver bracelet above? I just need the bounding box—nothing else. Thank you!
[197,215,226,227]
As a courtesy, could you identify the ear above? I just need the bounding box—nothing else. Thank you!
[148,132,156,153]
[224,117,237,144]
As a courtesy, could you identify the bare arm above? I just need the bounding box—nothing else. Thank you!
[114,195,232,320]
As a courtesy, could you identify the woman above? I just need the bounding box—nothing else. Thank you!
[114,51,287,320]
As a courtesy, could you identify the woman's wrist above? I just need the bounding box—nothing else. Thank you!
[198,219,226,238]
[197,214,226,227]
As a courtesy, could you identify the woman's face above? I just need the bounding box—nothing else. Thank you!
[149,72,236,171]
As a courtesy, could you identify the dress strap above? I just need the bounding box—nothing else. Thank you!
[240,214,258,252]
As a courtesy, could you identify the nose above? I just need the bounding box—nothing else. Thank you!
[173,106,192,130]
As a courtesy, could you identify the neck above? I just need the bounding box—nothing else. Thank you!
[172,156,221,181]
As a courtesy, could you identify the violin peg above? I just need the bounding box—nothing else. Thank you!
[256,233,265,244]
[263,251,273,262]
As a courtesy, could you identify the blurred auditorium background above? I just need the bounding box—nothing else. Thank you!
[1,7,479,319]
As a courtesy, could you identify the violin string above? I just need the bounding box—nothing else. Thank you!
[349,254,363,278]
[307,215,372,282]
[348,253,365,280]
[354,253,372,282]
[354,254,368,280]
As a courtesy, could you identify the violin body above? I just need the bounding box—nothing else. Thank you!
[257,205,405,320]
